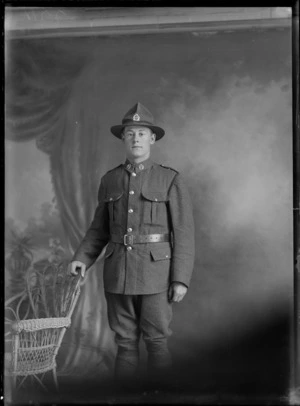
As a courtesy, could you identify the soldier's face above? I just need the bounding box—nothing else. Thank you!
[122,126,156,162]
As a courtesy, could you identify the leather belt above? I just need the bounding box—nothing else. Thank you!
[111,233,170,246]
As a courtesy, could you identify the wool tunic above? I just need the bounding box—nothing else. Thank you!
[72,158,195,294]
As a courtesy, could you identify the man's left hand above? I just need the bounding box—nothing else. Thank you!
[168,282,188,303]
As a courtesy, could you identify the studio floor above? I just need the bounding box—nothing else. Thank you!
[5,368,291,406]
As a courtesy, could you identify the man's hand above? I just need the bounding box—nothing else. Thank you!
[168,282,188,303]
[69,261,86,278]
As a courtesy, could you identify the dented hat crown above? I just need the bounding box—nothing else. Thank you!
[110,102,165,141]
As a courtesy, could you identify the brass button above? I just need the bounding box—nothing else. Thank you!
[109,197,113,201]
[127,246,132,251]
[127,228,133,232]
[126,164,131,169]
[154,198,158,202]
[139,164,144,170]
[132,172,137,177]
[128,209,133,213]
[166,255,169,258]
[129,190,135,195]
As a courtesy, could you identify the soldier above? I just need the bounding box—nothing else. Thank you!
[69,102,195,389]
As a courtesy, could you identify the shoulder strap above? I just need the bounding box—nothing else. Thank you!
[159,164,179,174]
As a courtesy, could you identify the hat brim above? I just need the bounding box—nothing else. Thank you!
[111,123,165,141]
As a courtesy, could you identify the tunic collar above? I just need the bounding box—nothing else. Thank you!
[124,157,153,173]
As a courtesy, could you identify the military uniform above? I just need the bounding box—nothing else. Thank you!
[72,102,195,384]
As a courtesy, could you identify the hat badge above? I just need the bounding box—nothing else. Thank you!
[133,113,140,121]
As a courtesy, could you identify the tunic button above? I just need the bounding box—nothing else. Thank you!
[154,198,158,202]
[128,209,133,213]
[139,164,144,170]
[109,197,113,201]
[127,228,133,232]
[127,246,132,251]
[126,164,131,169]
[132,172,137,177]
[129,190,135,195]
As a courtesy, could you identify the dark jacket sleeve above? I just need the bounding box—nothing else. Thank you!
[168,174,195,288]
[72,179,109,269]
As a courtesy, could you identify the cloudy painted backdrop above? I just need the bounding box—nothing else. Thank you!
[5,26,293,398]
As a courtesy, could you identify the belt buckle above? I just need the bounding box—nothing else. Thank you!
[124,234,134,246]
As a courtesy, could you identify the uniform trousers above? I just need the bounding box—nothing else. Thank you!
[105,290,173,383]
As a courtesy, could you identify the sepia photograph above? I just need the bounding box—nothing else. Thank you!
[4,6,297,405]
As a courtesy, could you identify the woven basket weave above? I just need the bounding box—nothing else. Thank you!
[5,268,81,390]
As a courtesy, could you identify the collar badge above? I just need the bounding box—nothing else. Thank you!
[133,113,140,121]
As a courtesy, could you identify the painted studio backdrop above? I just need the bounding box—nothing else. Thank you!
[5,27,293,394]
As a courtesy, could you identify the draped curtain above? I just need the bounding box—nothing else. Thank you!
[5,38,116,377]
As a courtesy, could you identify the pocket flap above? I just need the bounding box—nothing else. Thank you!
[150,245,172,261]
[104,192,123,202]
[105,242,115,258]
[142,190,168,202]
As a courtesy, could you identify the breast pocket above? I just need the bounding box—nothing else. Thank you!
[141,190,168,225]
[104,192,123,222]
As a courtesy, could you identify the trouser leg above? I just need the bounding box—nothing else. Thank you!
[140,290,173,383]
[105,292,141,385]
[114,340,140,382]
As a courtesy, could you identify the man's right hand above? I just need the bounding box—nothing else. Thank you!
[69,261,87,278]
